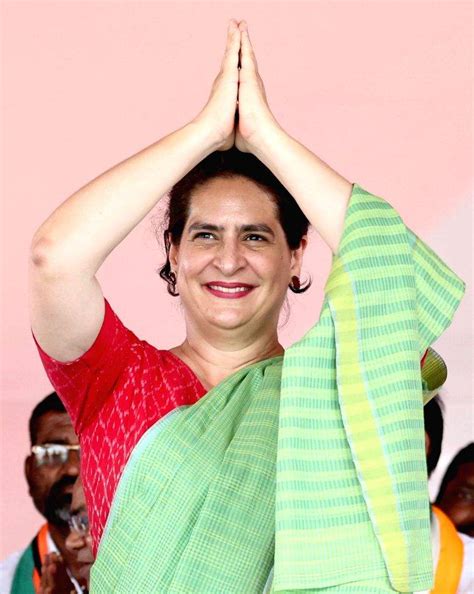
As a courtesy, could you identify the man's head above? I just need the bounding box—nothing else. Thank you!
[436,442,474,537]
[25,392,79,526]
[65,477,94,586]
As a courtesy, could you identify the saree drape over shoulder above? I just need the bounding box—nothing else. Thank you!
[90,185,464,593]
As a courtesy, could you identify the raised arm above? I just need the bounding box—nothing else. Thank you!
[235,21,352,254]
[30,20,241,362]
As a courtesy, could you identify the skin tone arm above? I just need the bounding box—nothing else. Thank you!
[30,19,350,363]
[234,21,352,254]
[30,20,242,362]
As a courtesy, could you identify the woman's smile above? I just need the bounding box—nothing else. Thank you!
[205,281,256,299]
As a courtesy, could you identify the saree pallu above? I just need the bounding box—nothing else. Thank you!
[90,185,464,593]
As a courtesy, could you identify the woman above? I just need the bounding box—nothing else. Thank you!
[30,20,464,593]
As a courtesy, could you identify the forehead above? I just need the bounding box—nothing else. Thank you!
[187,176,278,225]
[35,411,78,445]
[452,462,474,485]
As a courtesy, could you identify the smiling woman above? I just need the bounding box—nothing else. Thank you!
[29,19,464,594]
[166,162,309,386]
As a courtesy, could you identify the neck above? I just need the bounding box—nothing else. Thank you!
[171,323,283,391]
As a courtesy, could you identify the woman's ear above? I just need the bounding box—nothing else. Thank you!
[290,235,308,278]
[168,237,179,272]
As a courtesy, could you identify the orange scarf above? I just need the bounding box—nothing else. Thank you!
[431,506,464,594]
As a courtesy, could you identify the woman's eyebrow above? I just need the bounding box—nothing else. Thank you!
[188,222,275,236]
[240,224,274,236]
[188,223,222,232]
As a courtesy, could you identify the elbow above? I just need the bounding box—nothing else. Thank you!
[30,234,53,269]
[30,233,67,278]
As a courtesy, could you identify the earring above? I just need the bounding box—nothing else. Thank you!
[169,271,179,296]
[290,275,301,291]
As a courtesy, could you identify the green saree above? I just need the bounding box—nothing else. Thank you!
[90,185,464,593]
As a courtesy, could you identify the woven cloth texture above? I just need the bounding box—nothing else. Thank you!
[91,185,464,593]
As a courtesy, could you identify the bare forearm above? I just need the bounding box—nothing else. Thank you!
[32,121,217,276]
[252,126,352,254]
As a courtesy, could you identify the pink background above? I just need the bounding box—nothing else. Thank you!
[1,1,472,558]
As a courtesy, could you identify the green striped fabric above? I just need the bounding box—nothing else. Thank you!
[91,185,464,593]
[275,186,464,592]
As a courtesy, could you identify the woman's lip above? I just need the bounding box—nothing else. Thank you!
[206,282,255,288]
[205,284,255,299]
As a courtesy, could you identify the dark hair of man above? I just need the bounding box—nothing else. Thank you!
[29,392,67,445]
[423,395,444,477]
[436,442,474,503]
[159,147,311,295]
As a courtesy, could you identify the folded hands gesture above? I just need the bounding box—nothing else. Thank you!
[195,19,281,153]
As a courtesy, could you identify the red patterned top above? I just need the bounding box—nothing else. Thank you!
[34,300,206,555]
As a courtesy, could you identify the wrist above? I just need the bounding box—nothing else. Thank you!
[188,117,228,155]
[250,122,289,162]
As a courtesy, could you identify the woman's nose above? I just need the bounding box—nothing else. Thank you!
[213,239,246,274]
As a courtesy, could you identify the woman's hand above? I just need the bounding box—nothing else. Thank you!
[235,21,281,154]
[193,19,241,151]
[234,20,351,253]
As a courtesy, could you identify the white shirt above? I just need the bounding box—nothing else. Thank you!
[458,532,474,594]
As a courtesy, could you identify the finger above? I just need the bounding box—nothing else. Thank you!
[239,21,258,73]
[221,19,240,73]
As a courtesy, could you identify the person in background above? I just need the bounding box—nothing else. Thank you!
[65,478,93,588]
[0,393,86,593]
[424,396,473,594]
[39,477,92,594]
[436,442,474,538]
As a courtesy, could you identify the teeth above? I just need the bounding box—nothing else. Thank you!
[208,285,249,293]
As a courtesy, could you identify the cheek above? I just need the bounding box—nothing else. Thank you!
[261,251,291,283]
[177,249,212,279]
[29,468,55,494]
[448,503,473,525]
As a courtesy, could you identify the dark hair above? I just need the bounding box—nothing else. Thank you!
[436,442,474,503]
[423,395,444,477]
[29,392,67,445]
[159,147,310,295]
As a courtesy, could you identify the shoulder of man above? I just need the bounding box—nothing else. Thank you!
[1,545,33,594]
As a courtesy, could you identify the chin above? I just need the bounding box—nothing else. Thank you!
[207,314,249,330]
[78,563,92,582]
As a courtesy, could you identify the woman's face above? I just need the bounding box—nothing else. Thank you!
[170,176,306,340]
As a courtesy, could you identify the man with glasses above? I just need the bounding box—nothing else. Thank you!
[40,477,93,593]
[0,392,87,593]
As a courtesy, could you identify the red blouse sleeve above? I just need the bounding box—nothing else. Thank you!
[33,299,136,434]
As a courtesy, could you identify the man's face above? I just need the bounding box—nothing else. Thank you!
[65,478,94,585]
[438,462,474,537]
[25,411,79,526]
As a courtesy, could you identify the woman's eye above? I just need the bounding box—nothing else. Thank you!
[193,232,216,240]
[244,234,265,242]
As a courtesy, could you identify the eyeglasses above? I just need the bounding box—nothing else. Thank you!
[31,443,80,467]
[68,509,89,536]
